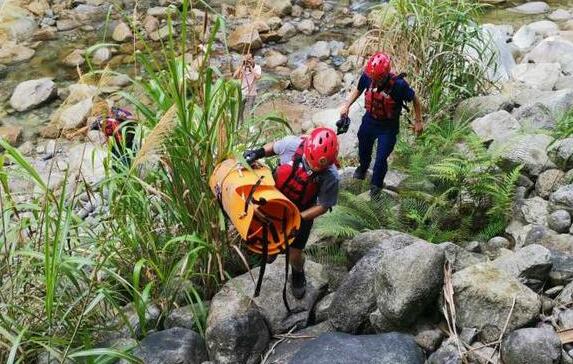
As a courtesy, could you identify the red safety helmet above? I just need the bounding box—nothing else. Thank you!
[365,52,391,81]
[303,127,339,172]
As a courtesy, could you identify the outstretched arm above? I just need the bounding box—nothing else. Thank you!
[300,204,328,220]
[340,86,361,117]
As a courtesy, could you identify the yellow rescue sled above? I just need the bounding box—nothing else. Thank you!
[209,159,301,255]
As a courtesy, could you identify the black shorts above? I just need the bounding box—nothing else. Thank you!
[291,219,313,250]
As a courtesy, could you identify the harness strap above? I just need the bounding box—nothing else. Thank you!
[244,176,265,216]
[254,223,268,297]
[282,207,292,313]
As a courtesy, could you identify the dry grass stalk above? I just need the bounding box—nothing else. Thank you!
[558,328,573,344]
[442,261,466,360]
[132,104,178,168]
[260,325,298,364]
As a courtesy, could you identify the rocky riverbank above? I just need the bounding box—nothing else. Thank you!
[4,0,573,363]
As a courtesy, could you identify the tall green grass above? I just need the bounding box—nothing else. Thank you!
[317,0,517,243]
[379,0,493,116]
[0,0,288,361]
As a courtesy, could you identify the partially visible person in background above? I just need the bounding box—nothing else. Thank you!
[234,53,262,124]
[67,99,138,169]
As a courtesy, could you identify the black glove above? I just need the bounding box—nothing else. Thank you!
[243,147,265,165]
[336,115,351,135]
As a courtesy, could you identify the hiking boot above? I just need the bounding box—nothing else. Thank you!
[369,185,382,200]
[353,167,367,180]
[291,268,306,299]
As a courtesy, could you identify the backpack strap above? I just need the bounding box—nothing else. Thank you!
[392,72,411,113]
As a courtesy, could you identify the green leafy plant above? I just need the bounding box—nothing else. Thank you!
[377,0,494,116]
[0,0,289,361]
[553,109,573,141]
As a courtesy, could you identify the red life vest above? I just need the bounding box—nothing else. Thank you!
[364,72,404,121]
[274,139,320,209]
[101,118,123,144]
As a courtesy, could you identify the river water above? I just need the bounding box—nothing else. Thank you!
[0,0,571,141]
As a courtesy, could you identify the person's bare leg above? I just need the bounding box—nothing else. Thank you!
[289,247,306,299]
[290,248,304,272]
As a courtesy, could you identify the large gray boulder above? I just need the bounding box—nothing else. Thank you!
[264,321,334,364]
[439,242,488,272]
[512,21,559,52]
[557,280,573,304]
[508,2,550,15]
[342,229,405,267]
[523,37,573,74]
[54,98,94,130]
[504,84,573,120]
[454,94,512,122]
[291,65,312,91]
[470,110,520,144]
[206,259,326,363]
[0,43,35,65]
[497,134,554,177]
[228,24,262,52]
[290,332,424,364]
[512,24,540,52]
[518,196,549,226]
[501,327,561,364]
[452,263,541,342]
[10,78,57,112]
[549,9,572,22]
[505,220,534,249]
[427,338,462,364]
[550,184,573,213]
[529,20,560,37]
[534,232,573,256]
[313,67,342,96]
[124,328,208,364]
[314,292,334,324]
[535,88,573,120]
[482,236,512,259]
[513,103,556,131]
[370,242,444,331]
[329,233,423,333]
[205,294,270,364]
[164,302,208,331]
[309,41,330,60]
[4,16,37,42]
[549,251,573,285]
[210,259,326,336]
[549,139,573,170]
[277,22,296,39]
[492,244,552,288]
[536,169,565,199]
[510,63,561,91]
[548,210,571,233]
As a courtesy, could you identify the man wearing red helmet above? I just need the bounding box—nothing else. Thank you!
[243,127,340,299]
[340,52,423,197]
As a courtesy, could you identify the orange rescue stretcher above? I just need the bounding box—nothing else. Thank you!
[209,159,301,306]
[209,159,301,254]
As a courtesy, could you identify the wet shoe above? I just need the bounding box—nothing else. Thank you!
[353,167,367,180]
[291,269,306,299]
